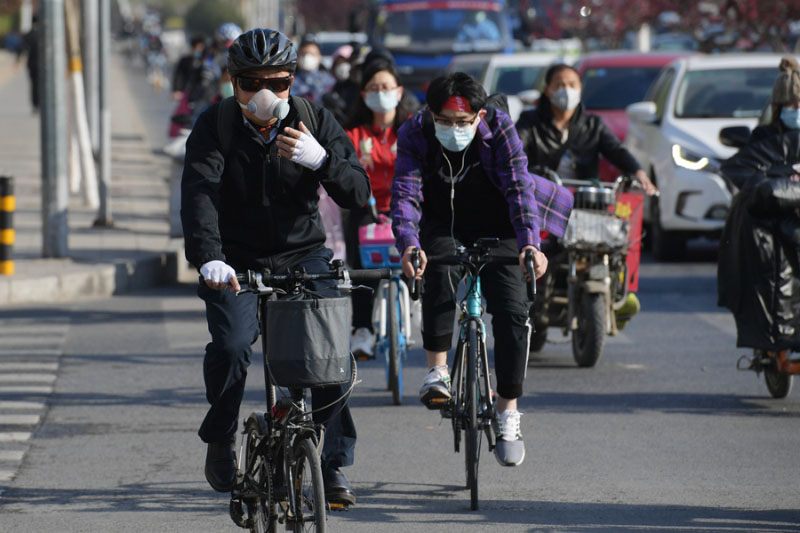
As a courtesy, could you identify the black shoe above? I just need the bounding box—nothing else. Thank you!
[323,467,356,506]
[205,439,236,492]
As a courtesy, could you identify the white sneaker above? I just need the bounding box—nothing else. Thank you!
[350,327,374,360]
[494,409,525,466]
[419,365,451,408]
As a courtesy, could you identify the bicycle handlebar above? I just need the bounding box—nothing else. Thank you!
[234,265,392,295]
[426,247,537,302]
[409,249,421,301]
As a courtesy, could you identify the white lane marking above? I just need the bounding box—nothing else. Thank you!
[0,363,58,371]
[0,349,61,357]
[0,471,15,482]
[0,450,25,461]
[0,415,41,425]
[0,374,56,383]
[0,432,32,442]
[0,401,46,410]
[0,386,53,394]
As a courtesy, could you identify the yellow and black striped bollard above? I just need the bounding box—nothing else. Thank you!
[0,176,14,275]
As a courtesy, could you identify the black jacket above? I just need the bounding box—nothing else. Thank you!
[181,98,371,271]
[718,129,800,350]
[515,98,641,179]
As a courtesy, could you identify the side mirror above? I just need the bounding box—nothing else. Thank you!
[719,126,751,149]
[517,89,541,106]
[626,101,658,124]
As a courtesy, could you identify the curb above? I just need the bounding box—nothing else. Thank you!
[0,246,196,306]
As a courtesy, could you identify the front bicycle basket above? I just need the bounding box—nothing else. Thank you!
[563,208,629,250]
[265,297,352,388]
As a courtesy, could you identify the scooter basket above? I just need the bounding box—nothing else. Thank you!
[564,208,629,250]
[265,296,352,388]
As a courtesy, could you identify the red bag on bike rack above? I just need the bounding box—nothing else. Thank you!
[265,296,352,387]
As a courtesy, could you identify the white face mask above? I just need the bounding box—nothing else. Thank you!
[298,53,320,72]
[550,87,581,111]
[238,89,290,122]
[434,122,476,152]
[364,90,400,113]
[334,62,351,81]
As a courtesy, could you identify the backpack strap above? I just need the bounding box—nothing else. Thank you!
[291,95,318,136]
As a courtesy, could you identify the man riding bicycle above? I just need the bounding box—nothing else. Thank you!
[390,72,573,466]
[181,28,369,506]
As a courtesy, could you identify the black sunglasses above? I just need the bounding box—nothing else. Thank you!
[236,75,293,93]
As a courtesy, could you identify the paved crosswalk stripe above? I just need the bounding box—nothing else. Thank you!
[0,470,15,481]
[0,450,25,461]
[0,386,53,393]
[0,432,31,442]
[0,348,61,356]
[0,362,58,371]
[0,414,40,425]
[0,374,56,383]
[0,401,46,409]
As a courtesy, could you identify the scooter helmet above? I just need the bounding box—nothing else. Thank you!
[227,28,297,77]
[216,22,243,46]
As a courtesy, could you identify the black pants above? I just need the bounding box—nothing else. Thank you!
[420,230,531,399]
[197,247,356,470]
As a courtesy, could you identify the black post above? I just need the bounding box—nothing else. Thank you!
[0,176,14,275]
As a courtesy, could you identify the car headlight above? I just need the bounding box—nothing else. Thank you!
[672,144,712,171]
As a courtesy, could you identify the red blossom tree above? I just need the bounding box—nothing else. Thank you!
[550,0,800,51]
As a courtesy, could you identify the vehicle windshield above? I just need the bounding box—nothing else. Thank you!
[581,66,663,110]
[490,64,547,95]
[675,67,775,118]
[377,6,508,53]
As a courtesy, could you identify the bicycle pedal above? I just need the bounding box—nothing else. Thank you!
[328,501,350,512]
[424,397,451,410]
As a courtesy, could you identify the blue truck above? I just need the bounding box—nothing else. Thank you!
[351,0,516,99]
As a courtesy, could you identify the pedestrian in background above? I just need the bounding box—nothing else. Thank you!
[15,15,39,113]
[292,34,335,103]
[171,34,206,101]
[322,44,360,125]
[344,57,417,358]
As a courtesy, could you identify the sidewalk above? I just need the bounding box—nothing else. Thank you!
[0,49,190,306]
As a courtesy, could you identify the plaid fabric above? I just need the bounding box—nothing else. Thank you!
[391,108,573,253]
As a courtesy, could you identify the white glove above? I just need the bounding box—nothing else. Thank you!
[200,260,236,285]
[287,123,327,171]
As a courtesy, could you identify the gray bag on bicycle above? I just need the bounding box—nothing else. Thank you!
[265,296,352,388]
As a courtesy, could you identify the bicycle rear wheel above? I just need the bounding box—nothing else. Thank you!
[291,437,326,533]
[465,320,481,511]
[388,280,402,405]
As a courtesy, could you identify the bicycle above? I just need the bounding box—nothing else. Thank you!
[228,261,390,532]
[423,239,536,510]
[358,215,419,405]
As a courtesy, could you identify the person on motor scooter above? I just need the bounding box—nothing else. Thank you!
[515,63,657,335]
[718,56,800,355]
[515,64,658,195]
[391,72,573,466]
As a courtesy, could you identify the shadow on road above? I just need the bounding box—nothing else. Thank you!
[518,391,800,418]
[335,481,800,532]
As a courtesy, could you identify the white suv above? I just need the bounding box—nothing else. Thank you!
[624,53,788,260]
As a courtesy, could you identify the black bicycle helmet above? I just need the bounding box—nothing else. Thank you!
[227,28,297,76]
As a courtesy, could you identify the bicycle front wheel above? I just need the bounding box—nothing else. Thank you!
[292,437,326,533]
[243,415,275,533]
[465,320,481,511]
[388,280,402,405]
